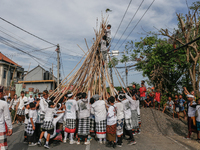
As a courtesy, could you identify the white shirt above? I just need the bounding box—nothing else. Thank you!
[100,39,107,51]
[28,97,34,103]
[40,97,50,114]
[64,99,78,119]
[44,107,57,121]
[188,101,197,117]
[115,102,124,120]
[0,100,12,132]
[18,96,28,109]
[9,99,19,110]
[107,105,117,125]
[125,94,140,115]
[91,100,107,122]
[196,105,200,122]
[24,108,29,124]
[105,29,111,39]
[77,91,90,119]
[121,99,131,119]
[29,109,37,123]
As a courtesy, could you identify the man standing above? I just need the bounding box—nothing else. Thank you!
[0,86,12,150]
[139,83,146,108]
[131,84,137,97]
[28,94,34,103]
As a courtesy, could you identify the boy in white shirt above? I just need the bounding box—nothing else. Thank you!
[115,94,124,147]
[63,93,78,144]
[106,96,117,148]
[38,101,64,149]
[27,102,37,146]
[77,91,90,145]
[91,94,107,144]
[121,92,136,145]
[23,101,30,144]
[16,91,28,123]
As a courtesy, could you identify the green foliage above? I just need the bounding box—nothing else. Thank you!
[108,57,118,68]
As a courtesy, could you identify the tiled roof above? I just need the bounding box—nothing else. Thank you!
[0,52,21,67]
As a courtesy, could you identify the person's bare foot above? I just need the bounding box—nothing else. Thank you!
[12,122,14,124]
[162,111,164,113]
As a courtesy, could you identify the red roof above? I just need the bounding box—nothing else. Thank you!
[0,52,21,67]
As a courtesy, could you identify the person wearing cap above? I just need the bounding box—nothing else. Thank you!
[28,94,34,103]
[114,94,124,147]
[0,86,12,150]
[16,91,28,123]
[91,94,107,144]
[185,94,198,139]
[63,92,78,144]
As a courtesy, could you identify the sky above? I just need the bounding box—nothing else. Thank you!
[0,0,197,87]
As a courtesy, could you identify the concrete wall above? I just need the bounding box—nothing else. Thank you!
[25,66,44,81]
[24,82,52,93]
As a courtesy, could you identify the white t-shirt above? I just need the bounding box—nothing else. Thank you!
[64,99,78,119]
[115,102,124,120]
[91,100,107,122]
[18,96,28,109]
[107,105,117,125]
[125,93,140,115]
[10,99,19,110]
[40,97,50,114]
[29,109,37,123]
[44,107,57,122]
[100,39,107,51]
[105,29,111,39]
[28,97,34,103]
[24,108,29,124]
[167,101,174,109]
[188,101,197,117]
[121,99,131,119]
[196,105,200,122]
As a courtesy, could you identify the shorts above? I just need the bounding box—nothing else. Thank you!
[42,128,54,135]
[179,107,185,112]
[175,107,179,112]
[197,121,200,131]
[166,106,173,113]
[140,97,145,101]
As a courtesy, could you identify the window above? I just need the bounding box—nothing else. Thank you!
[3,70,6,79]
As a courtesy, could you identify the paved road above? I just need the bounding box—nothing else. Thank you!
[7,108,200,150]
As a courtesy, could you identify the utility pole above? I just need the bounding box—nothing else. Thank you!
[124,50,128,87]
[56,44,60,91]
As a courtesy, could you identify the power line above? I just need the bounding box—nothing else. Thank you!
[110,0,132,45]
[0,16,56,46]
[112,0,144,50]
[117,0,155,50]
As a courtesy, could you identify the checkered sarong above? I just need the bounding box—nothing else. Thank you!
[116,118,124,135]
[125,118,133,130]
[90,118,95,132]
[78,117,90,136]
[40,114,45,124]
[96,120,106,138]
[138,115,141,122]
[26,122,35,136]
[65,119,76,129]
[131,110,139,129]
[42,121,54,130]
[17,109,25,115]
[0,132,8,150]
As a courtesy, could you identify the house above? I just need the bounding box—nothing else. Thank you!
[0,52,24,88]
[18,65,57,93]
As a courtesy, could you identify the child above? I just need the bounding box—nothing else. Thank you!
[106,96,117,148]
[100,35,108,62]
[144,95,151,108]
[162,97,174,118]
[115,94,124,147]
[89,97,95,137]
[104,24,111,46]
[77,91,91,145]
[37,101,58,149]
[91,94,107,144]
[178,95,187,120]
[174,95,179,118]
[63,93,78,144]
[195,99,200,142]
[27,102,37,146]
[155,89,161,111]
[23,101,29,143]
[139,83,146,108]
[120,92,136,145]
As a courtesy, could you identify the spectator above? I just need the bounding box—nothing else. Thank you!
[178,95,187,120]
[139,83,146,108]
[131,84,137,98]
[162,97,174,118]
[144,95,151,108]
[196,99,200,142]
[174,95,180,119]
[149,87,155,108]
[155,89,161,111]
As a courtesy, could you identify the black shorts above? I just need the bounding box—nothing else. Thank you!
[42,128,54,135]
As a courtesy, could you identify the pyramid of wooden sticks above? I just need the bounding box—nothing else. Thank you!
[50,17,118,103]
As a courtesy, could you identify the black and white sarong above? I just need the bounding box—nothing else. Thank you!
[90,118,95,132]
[42,121,54,131]
[125,118,133,130]
[65,119,76,129]
[96,120,106,139]
[131,110,139,129]
[17,109,25,115]
[78,117,90,136]
[26,122,35,136]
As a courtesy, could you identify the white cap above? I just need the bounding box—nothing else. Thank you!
[187,94,194,98]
